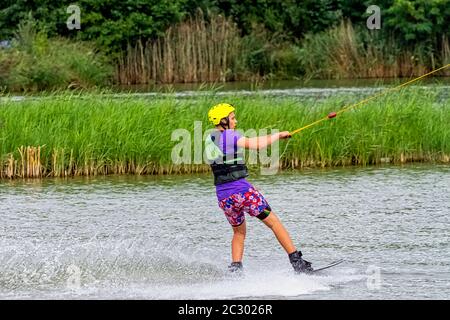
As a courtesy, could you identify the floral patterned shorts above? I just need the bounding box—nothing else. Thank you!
[218,188,272,227]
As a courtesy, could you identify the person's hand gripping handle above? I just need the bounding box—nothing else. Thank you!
[279,131,292,139]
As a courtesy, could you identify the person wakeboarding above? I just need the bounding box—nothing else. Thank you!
[205,103,313,274]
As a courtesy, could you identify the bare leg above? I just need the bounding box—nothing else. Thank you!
[261,212,296,254]
[231,221,246,262]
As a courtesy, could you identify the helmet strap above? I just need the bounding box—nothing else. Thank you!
[219,117,230,130]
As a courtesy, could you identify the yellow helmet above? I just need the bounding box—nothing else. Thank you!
[208,103,235,125]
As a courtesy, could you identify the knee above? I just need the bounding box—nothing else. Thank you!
[262,212,277,229]
[233,224,246,238]
[265,220,275,229]
[234,229,246,239]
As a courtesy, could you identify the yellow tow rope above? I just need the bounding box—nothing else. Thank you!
[289,64,450,136]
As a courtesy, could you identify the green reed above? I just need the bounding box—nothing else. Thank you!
[0,87,449,178]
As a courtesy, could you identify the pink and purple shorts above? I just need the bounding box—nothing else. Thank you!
[218,188,272,227]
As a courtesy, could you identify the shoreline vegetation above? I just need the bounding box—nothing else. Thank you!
[1,88,449,179]
[118,17,450,85]
[1,10,449,92]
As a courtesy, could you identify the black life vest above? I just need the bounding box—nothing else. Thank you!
[205,131,249,185]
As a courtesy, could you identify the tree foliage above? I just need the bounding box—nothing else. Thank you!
[1,0,449,56]
[1,0,343,52]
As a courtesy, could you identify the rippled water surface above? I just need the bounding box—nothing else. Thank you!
[1,164,449,299]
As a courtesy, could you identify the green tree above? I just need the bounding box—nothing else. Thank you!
[190,0,342,39]
[78,0,186,53]
[338,0,450,48]
[384,0,450,46]
[0,0,188,54]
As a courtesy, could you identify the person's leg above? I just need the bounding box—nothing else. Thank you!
[260,211,296,254]
[260,211,313,273]
[231,221,246,262]
[242,188,297,255]
[218,193,246,271]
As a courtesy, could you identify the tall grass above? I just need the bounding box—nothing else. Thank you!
[116,11,241,85]
[0,87,449,179]
[116,17,450,85]
[297,20,450,79]
[115,12,300,85]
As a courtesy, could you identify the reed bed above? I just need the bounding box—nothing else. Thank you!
[116,17,450,85]
[299,21,450,79]
[0,87,449,179]
[116,11,241,85]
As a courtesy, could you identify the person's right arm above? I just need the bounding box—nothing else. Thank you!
[237,131,291,150]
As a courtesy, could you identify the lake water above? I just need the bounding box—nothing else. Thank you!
[3,77,450,103]
[1,164,449,299]
[112,77,450,101]
[114,77,450,92]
